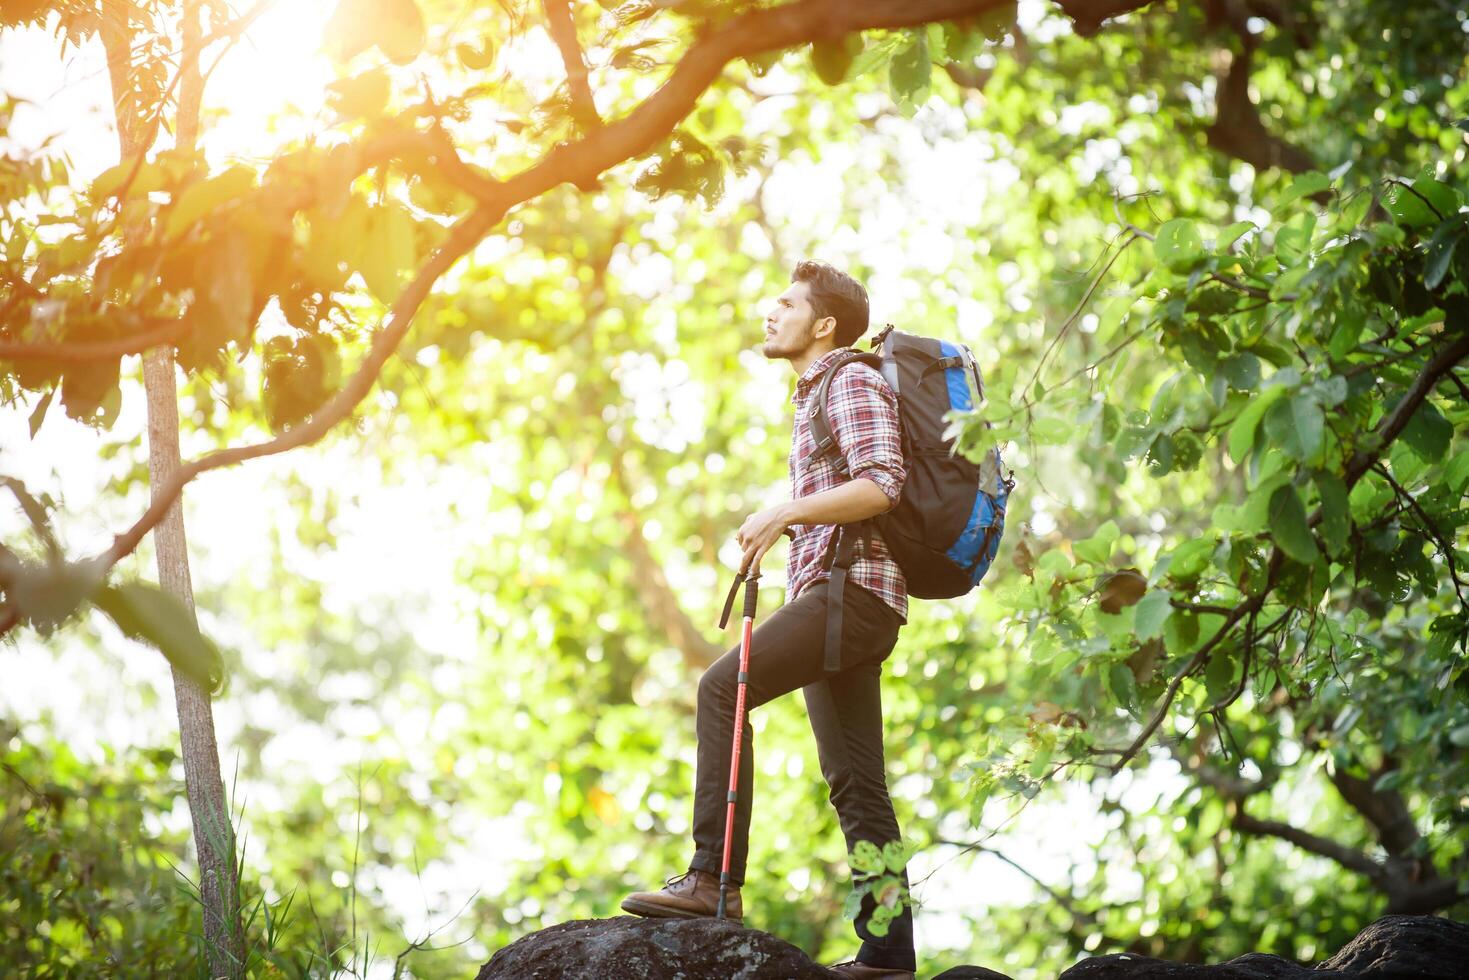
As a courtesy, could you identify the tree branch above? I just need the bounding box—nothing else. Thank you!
[934,838,1106,940]
[473,0,1031,206]
[543,0,602,131]
[1232,807,1388,882]
[0,317,189,362]
[1103,327,1469,769]
[1205,46,1314,174]
[1054,0,1159,37]
[1373,462,1468,605]
[1328,766,1423,859]
[618,509,723,670]
[1345,329,1469,487]
[85,0,1025,575]
[97,205,502,572]
[1233,772,1466,914]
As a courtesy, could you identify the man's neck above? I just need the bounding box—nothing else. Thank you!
[789,341,840,378]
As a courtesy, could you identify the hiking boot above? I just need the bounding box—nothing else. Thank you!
[620,869,743,922]
[825,961,916,980]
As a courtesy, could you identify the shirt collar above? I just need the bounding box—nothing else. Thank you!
[792,347,858,400]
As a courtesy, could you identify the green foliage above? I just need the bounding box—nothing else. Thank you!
[0,725,202,974]
[94,582,225,691]
[844,839,917,938]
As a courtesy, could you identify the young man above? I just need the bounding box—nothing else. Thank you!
[621,260,916,979]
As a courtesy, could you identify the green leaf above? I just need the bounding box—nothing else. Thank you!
[1341,189,1374,229]
[1217,221,1254,251]
[1221,352,1261,390]
[1307,375,1348,408]
[810,34,861,86]
[1203,649,1236,704]
[27,388,54,438]
[1227,385,1288,463]
[1074,520,1120,564]
[90,160,166,201]
[456,40,496,70]
[1326,315,1364,359]
[1165,610,1200,657]
[850,840,885,875]
[1373,769,1405,793]
[60,359,121,424]
[1444,451,1469,493]
[95,582,224,689]
[1155,219,1203,272]
[847,33,901,80]
[887,30,931,109]
[1168,537,1215,580]
[1279,171,1330,206]
[881,839,911,873]
[359,203,418,305]
[1315,471,1350,557]
[6,560,101,633]
[376,0,425,64]
[1424,215,1468,291]
[1388,438,1428,486]
[1133,589,1173,641]
[1416,176,1462,218]
[328,68,392,120]
[1385,176,1459,228]
[164,166,255,240]
[1107,663,1137,713]
[1401,400,1452,462]
[924,22,948,62]
[1268,484,1319,563]
[1262,393,1324,462]
[1030,415,1072,445]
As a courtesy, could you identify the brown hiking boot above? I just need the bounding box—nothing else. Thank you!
[825,961,915,980]
[620,869,742,922]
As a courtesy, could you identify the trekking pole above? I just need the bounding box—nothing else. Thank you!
[716,569,759,920]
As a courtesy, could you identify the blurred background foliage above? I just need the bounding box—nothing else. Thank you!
[2,0,1468,976]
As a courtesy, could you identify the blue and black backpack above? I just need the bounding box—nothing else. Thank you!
[806,324,1014,670]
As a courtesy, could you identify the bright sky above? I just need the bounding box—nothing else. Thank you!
[0,3,1217,974]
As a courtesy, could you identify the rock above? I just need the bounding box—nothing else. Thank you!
[1317,914,1469,979]
[476,914,1469,979]
[1052,915,1469,980]
[472,916,836,980]
[1053,950,1326,979]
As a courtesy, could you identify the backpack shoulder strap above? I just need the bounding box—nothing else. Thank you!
[805,350,883,476]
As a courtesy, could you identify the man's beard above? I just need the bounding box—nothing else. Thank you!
[762,323,814,360]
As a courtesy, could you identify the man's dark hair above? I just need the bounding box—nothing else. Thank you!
[792,259,870,348]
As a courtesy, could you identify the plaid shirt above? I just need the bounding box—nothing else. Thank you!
[786,347,908,621]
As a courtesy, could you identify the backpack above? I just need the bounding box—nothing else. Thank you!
[806,324,1014,670]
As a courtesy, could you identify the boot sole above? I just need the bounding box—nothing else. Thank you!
[619,897,743,924]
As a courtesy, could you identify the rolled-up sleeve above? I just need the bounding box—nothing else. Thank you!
[827,366,906,508]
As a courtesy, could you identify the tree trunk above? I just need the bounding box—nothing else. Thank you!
[144,351,243,976]
[99,3,244,974]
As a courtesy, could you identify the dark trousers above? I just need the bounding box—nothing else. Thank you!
[686,579,915,971]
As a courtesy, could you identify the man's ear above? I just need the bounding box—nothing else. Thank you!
[813,315,837,341]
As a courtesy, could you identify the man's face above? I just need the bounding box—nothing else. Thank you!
[761,281,830,360]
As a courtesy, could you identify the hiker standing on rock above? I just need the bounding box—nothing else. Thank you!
[622,260,918,980]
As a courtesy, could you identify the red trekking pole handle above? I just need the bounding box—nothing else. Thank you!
[716,570,758,920]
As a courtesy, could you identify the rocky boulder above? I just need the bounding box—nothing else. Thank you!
[475,913,1469,979]
[473,916,834,979]
[1049,915,1468,979]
